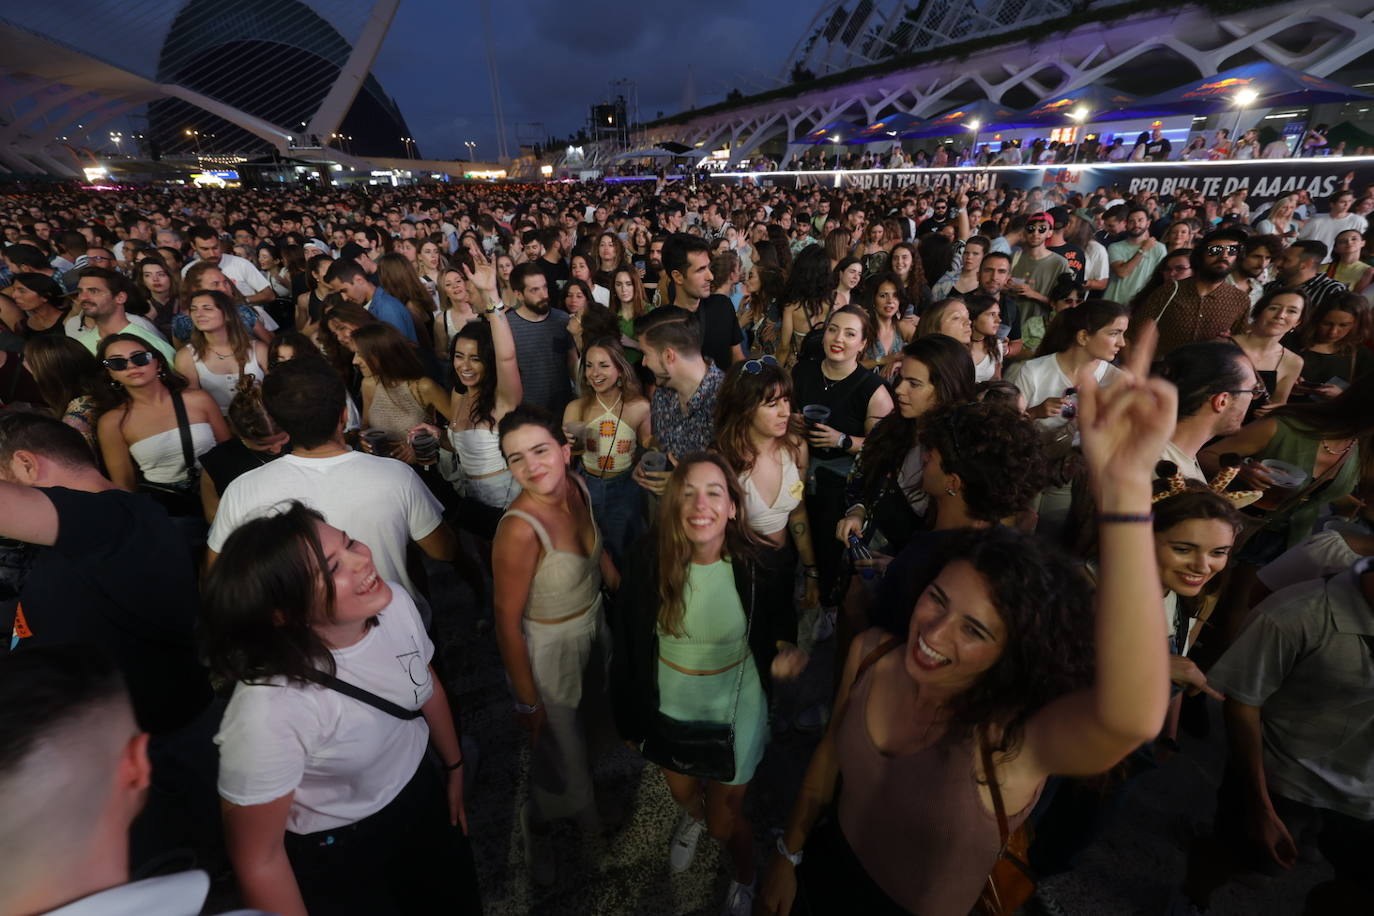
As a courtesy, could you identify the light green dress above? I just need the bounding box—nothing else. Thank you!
[1259,417,1361,549]
[656,559,768,785]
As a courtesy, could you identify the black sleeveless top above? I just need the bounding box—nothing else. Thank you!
[792,359,884,465]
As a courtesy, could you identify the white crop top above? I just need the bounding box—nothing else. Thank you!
[740,453,804,536]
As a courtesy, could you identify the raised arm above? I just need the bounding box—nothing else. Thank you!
[1020,324,1174,777]
[463,254,523,411]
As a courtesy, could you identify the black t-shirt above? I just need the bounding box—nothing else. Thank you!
[869,528,963,636]
[1145,138,1172,161]
[537,257,570,288]
[654,295,744,371]
[201,438,279,496]
[791,360,883,463]
[13,488,212,734]
[1049,243,1086,283]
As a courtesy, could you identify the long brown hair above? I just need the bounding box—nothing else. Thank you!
[353,321,426,389]
[655,453,763,638]
[576,338,642,408]
[713,359,803,474]
[609,266,648,320]
[24,335,105,419]
[187,289,253,366]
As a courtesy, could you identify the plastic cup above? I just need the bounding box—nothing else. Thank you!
[1254,459,1309,510]
[802,405,831,429]
[564,421,588,456]
[410,430,439,464]
[361,428,391,457]
[639,450,667,473]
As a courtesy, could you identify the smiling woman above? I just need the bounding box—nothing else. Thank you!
[203,502,479,916]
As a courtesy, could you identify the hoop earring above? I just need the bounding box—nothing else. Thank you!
[108,379,123,390]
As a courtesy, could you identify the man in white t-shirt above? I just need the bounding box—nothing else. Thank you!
[206,362,461,624]
[1298,188,1368,261]
[181,226,274,304]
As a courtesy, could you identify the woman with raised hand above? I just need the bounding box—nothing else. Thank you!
[491,405,619,887]
[758,328,1176,916]
[612,453,804,916]
[206,502,479,916]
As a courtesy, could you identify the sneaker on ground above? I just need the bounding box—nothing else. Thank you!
[521,801,556,888]
[668,812,706,873]
[722,879,755,916]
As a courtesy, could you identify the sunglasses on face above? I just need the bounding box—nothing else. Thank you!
[742,355,779,374]
[1205,245,1241,257]
[1026,224,1051,233]
[102,350,155,371]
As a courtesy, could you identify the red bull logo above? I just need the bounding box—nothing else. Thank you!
[1182,77,1252,98]
[1038,98,1075,112]
[935,111,964,123]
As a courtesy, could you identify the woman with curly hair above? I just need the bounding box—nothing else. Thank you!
[777,246,835,368]
[759,341,1176,915]
[888,241,930,315]
[837,334,977,557]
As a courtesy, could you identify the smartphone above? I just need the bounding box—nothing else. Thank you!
[1325,376,1351,391]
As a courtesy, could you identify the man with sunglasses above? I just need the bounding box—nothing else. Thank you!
[1006,212,1068,321]
[1136,226,1250,357]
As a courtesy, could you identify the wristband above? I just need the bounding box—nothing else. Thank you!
[803,566,820,579]
[776,835,804,866]
[444,757,464,771]
[1096,512,1153,524]
[514,701,543,714]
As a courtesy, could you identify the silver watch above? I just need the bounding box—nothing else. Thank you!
[776,835,804,866]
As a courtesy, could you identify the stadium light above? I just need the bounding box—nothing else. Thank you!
[1232,87,1261,142]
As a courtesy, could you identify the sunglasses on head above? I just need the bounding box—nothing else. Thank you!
[102,350,155,371]
[742,355,779,374]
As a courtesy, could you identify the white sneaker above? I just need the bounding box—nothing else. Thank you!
[722,879,755,916]
[668,812,706,873]
[521,801,556,887]
[812,607,836,642]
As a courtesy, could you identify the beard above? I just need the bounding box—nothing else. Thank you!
[1196,261,1231,282]
[525,297,551,315]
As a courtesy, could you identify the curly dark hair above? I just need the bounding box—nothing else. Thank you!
[781,245,833,327]
[917,401,1047,522]
[929,527,1095,758]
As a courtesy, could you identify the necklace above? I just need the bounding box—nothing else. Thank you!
[210,349,235,360]
[1321,437,1356,456]
[820,363,852,391]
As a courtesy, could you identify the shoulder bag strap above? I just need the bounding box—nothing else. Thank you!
[303,669,424,720]
[1152,280,1182,325]
[979,731,1012,850]
[169,389,196,478]
[725,568,757,735]
[830,635,901,734]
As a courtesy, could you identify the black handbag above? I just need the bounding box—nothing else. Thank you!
[137,389,202,518]
[639,573,754,783]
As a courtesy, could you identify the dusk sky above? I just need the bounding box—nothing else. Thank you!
[369,0,807,160]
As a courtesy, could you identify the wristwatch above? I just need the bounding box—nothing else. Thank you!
[776,836,804,866]
[838,433,853,452]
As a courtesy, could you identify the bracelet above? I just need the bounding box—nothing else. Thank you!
[776,835,804,866]
[803,566,820,579]
[514,701,543,715]
[1096,512,1154,524]
[443,757,464,771]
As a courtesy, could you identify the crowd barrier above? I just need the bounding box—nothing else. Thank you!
[708,156,1374,210]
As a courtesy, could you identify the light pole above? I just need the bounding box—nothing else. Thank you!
[464,140,477,161]
[1232,87,1259,151]
[109,131,122,156]
[402,136,415,159]
[1069,107,1089,162]
[966,120,981,165]
[184,128,202,159]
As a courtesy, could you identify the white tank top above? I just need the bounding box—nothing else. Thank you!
[190,347,265,415]
[740,452,804,536]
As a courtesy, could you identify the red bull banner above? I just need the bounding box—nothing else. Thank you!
[713,157,1374,210]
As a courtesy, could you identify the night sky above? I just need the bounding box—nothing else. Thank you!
[369,0,805,160]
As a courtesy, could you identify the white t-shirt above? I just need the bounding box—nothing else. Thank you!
[182,252,270,298]
[1083,239,1109,286]
[1257,529,1362,591]
[216,587,434,834]
[207,451,443,614]
[1298,213,1368,261]
[1006,353,1120,431]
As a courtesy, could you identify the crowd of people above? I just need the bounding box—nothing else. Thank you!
[781,123,1350,171]
[0,171,1370,916]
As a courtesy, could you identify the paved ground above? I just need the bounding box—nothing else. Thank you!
[203,547,1333,914]
[426,551,1332,916]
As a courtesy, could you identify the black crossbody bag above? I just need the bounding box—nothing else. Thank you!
[137,389,202,518]
[303,669,423,720]
[640,573,754,783]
